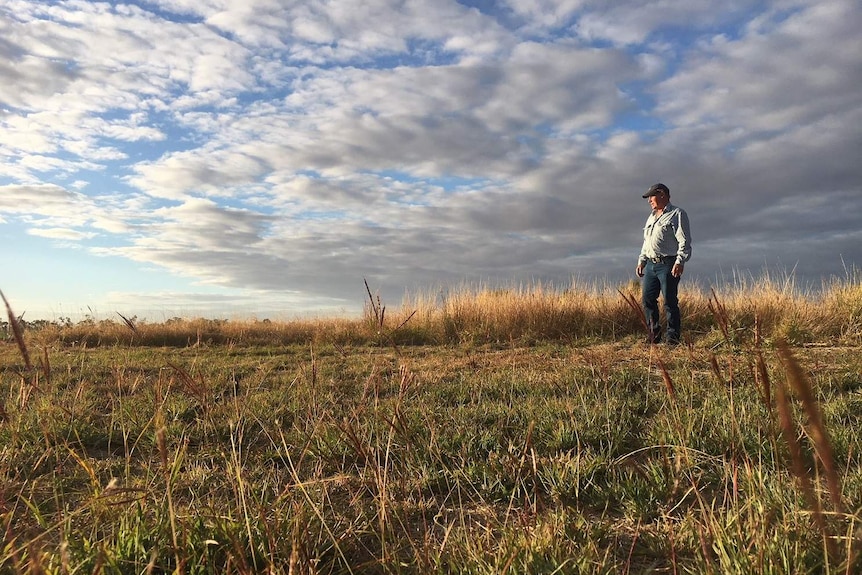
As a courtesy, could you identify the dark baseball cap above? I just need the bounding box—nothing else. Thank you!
[643,183,669,198]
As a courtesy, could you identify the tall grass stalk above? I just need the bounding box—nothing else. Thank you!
[157,426,181,571]
[1,290,31,371]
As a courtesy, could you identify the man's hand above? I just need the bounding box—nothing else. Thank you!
[636,263,645,278]
[672,263,684,278]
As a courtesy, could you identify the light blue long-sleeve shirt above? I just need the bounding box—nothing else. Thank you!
[638,203,692,266]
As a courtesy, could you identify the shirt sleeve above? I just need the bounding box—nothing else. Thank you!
[638,216,650,264]
[675,209,692,264]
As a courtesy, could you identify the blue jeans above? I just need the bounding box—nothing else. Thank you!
[642,260,680,343]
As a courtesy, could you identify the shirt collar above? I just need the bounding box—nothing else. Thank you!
[653,202,674,216]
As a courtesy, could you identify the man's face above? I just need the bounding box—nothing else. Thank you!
[648,191,669,211]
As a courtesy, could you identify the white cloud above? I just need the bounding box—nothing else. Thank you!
[573,0,767,46]
[128,149,270,200]
[0,184,89,215]
[125,38,639,204]
[101,287,352,320]
[0,0,254,183]
[657,0,861,129]
[28,227,97,241]
[0,183,141,239]
[504,0,586,29]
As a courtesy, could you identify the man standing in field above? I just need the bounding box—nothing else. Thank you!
[636,183,692,345]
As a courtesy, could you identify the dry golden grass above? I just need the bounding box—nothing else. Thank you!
[1,276,860,573]
[392,273,862,346]
[9,272,862,349]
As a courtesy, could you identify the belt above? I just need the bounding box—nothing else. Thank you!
[647,256,676,263]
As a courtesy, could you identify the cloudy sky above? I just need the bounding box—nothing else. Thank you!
[1,0,860,320]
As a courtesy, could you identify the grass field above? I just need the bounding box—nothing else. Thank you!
[1,277,861,574]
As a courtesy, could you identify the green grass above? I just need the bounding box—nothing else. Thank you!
[1,279,861,573]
